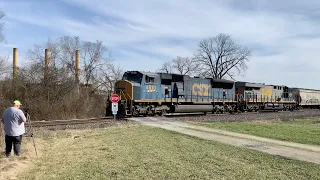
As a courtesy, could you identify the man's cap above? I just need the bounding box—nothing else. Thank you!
[13,100,22,106]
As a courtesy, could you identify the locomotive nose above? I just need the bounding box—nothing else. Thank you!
[114,80,134,101]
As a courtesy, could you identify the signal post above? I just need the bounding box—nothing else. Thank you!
[110,94,119,120]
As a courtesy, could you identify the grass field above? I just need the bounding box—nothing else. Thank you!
[188,117,320,146]
[1,123,320,180]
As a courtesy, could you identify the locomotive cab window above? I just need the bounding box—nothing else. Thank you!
[145,75,155,83]
[122,71,143,83]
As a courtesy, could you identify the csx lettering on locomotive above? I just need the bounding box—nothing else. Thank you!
[192,83,209,96]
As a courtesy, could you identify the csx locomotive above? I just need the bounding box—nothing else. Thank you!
[106,71,320,118]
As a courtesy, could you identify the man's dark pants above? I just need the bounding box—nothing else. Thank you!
[5,135,22,156]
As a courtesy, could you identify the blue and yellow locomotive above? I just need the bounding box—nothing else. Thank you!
[107,71,298,118]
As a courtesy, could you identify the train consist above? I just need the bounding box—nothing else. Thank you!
[106,71,320,118]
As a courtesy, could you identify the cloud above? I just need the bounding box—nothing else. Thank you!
[113,50,166,72]
[1,0,320,89]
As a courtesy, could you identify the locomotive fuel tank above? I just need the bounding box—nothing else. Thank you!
[170,104,214,113]
[261,103,283,111]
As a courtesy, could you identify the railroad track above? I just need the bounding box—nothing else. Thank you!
[25,117,118,127]
[24,109,318,128]
[163,110,304,118]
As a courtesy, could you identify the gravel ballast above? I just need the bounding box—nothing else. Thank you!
[169,109,320,122]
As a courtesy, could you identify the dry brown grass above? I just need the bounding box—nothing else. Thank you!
[0,124,318,180]
[0,124,3,151]
[0,134,43,180]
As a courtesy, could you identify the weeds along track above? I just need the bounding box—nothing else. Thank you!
[24,117,131,132]
[25,117,115,127]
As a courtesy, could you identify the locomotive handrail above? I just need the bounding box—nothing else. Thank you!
[117,89,131,101]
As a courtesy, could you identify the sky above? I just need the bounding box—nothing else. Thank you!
[0,0,320,89]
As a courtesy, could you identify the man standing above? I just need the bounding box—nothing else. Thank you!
[1,100,27,157]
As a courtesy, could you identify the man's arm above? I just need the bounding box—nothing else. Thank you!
[19,110,27,123]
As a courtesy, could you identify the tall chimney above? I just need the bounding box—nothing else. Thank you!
[44,48,50,80]
[75,50,80,83]
[13,48,18,79]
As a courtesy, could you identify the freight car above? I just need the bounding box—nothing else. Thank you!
[288,88,320,109]
[106,71,300,118]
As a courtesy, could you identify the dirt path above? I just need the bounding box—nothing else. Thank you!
[0,137,39,180]
[166,121,320,152]
[130,117,320,165]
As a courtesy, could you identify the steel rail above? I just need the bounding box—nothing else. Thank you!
[25,117,117,127]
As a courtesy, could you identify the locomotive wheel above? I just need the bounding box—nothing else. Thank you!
[147,107,155,116]
[117,104,126,119]
[132,107,139,117]
[158,109,167,116]
[150,110,156,116]
[157,110,163,116]
[144,107,149,117]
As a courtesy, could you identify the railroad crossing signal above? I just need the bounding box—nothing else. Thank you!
[111,93,120,103]
[112,102,118,115]
[110,93,119,120]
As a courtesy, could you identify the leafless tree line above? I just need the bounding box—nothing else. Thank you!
[158,56,200,75]
[26,36,123,89]
[158,33,252,80]
[0,10,124,121]
[0,36,124,120]
[0,11,7,147]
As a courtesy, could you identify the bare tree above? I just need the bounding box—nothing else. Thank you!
[0,10,5,44]
[26,36,118,92]
[58,36,80,72]
[0,11,8,79]
[9,62,82,120]
[96,63,124,94]
[81,40,112,87]
[172,56,199,75]
[0,55,9,79]
[194,33,251,80]
[158,61,172,74]
[0,35,119,120]
[27,38,61,68]
[157,57,199,75]
[27,36,80,72]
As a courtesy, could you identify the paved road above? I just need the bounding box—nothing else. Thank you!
[130,117,320,165]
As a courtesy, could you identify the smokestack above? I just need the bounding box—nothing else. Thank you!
[75,50,80,83]
[13,48,18,79]
[44,48,50,80]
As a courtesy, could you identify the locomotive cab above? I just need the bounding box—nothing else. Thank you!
[119,71,162,101]
[112,71,163,117]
